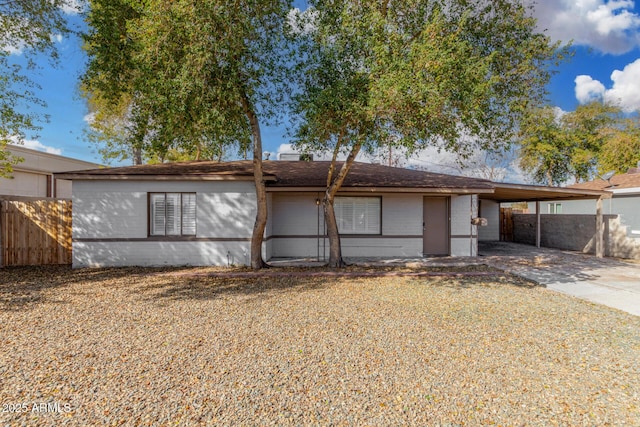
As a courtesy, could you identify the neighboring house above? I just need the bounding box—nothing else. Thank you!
[56,160,606,267]
[0,145,101,198]
[565,167,640,238]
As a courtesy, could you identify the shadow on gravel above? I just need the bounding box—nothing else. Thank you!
[133,274,332,303]
[1,263,539,310]
[414,272,539,290]
[0,265,203,311]
[1,266,74,311]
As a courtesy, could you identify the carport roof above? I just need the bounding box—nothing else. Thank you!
[481,182,610,203]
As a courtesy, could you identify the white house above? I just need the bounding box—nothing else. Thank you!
[56,160,607,267]
[563,167,640,238]
[1,145,101,198]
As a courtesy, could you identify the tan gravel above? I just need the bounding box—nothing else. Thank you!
[1,265,639,426]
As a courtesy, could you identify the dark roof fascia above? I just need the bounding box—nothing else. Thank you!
[54,173,276,182]
[266,186,495,194]
[483,183,611,203]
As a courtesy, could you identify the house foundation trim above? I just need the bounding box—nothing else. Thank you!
[73,237,252,243]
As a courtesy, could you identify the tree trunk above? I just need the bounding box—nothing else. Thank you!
[133,146,142,165]
[241,90,269,269]
[324,142,362,268]
[323,191,346,268]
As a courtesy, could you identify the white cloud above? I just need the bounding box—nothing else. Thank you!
[575,75,606,103]
[11,138,63,155]
[83,112,96,125]
[287,7,318,36]
[2,44,24,55]
[604,58,640,110]
[61,0,85,15]
[529,0,640,54]
[575,58,640,111]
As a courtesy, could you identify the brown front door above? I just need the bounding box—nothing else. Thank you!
[423,197,450,256]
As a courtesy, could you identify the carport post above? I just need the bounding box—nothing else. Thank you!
[535,201,541,248]
[596,196,604,258]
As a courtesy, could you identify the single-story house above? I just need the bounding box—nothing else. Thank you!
[56,160,608,267]
[1,144,101,198]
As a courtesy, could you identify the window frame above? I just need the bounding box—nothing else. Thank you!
[547,202,562,214]
[334,196,382,235]
[148,192,197,237]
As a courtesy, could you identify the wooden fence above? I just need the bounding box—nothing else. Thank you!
[499,207,514,242]
[0,198,72,266]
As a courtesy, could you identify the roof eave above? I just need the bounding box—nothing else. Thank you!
[482,183,612,203]
[266,186,494,194]
[53,173,277,182]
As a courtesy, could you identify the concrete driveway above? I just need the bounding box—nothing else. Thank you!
[478,241,640,317]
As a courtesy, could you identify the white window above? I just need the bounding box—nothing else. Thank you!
[150,193,196,236]
[335,196,381,234]
[547,203,562,214]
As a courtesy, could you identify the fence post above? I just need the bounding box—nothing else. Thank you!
[596,196,604,258]
[535,201,541,248]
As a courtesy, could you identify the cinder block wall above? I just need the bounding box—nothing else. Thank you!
[513,214,640,259]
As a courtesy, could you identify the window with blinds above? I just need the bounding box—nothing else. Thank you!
[149,193,197,236]
[334,196,381,234]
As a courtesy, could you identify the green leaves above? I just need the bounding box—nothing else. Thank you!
[82,0,291,164]
[291,0,563,164]
[0,0,71,176]
[598,114,640,175]
[518,101,631,185]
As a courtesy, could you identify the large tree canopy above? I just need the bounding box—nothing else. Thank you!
[290,0,565,266]
[0,0,72,176]
[518,101,631,185]
[82,0,292,267]
[599,114,640,174]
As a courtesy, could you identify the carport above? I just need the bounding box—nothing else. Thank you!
[480,183,611,257]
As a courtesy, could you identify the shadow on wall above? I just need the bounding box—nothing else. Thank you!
[0,198,72,267]
[605,217,640,259]
[73,186,258,267]
[579,216,640,260]
[73,241,252,268]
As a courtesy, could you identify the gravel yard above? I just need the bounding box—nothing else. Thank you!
[1,266,639,426]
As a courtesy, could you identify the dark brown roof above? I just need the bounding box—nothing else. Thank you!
[56,160,610,200]
[263,161,493,190]
[56,160,494,191]
[568,170,640,191]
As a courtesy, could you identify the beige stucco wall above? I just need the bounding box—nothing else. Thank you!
[270,192,478,259]
[72,180,257,267]
[1,145,100,198]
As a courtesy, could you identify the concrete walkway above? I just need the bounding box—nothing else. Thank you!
[271,242,640,316]
[477,241,640,317]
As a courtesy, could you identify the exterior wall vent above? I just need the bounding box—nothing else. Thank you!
[277,153,314,161]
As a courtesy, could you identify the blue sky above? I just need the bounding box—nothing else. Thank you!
[8,0,640,168]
